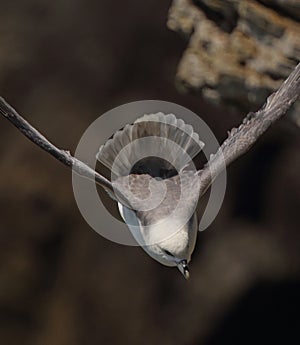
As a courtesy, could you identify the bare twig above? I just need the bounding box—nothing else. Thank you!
[199,62,300,195]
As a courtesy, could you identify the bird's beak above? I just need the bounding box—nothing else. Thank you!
[177,260,190,280]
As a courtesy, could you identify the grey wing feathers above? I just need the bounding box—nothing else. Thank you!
[198,63,300,196]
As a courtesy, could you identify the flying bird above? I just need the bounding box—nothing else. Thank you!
[97,113,205,279]
[0,62,299,279]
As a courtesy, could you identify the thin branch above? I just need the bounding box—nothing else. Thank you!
[199,62,300,195]
[0,97,129,204]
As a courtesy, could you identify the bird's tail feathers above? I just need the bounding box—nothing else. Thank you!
[97,112,204,178]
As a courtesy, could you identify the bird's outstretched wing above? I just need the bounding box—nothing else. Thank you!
[0,97,131,206]
[198,62,300,196]
[1,63,299,204]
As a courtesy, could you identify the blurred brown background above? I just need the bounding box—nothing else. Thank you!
[0,1,300,345]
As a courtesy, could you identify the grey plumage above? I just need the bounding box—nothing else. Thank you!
[1,63,299,279]
[97,112,204,178]
[97,112,203,278]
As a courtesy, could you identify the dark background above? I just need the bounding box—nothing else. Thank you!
[0,1,300,344]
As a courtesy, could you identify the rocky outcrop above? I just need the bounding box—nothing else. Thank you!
[168,0,300,116]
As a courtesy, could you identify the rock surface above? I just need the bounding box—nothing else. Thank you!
[168,0,300,115]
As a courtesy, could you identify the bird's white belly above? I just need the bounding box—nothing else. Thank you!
[118,202,145,246]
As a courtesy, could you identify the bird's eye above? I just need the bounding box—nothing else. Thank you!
[163,249,174,257]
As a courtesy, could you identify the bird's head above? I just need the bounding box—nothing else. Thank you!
[145,241,191,279]
[142,214,198,279]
